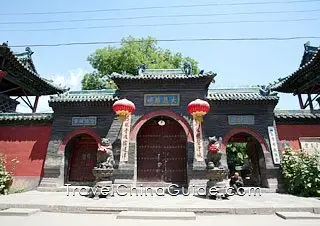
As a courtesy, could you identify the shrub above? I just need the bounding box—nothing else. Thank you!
[0,154,14,195]
[281,147,320,197]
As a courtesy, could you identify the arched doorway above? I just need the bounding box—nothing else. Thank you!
[137,116,187,185]
[226,132,264,187]
[65,134,98,183]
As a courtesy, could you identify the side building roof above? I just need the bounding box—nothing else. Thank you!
[49,89,118,108]
[271,43,320,94]
[0,43,68,96]
[207,87,279,104]
[274,110,320,124]
[0,113,53,125]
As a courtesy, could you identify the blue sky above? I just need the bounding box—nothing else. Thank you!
[1,0,320,112]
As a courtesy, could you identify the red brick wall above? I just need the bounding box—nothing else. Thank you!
[276,124,320,151]
[0,125,51,177]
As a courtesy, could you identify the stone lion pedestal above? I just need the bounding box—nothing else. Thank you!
[205,169,229,199]
[88,168,114,200]
[205,136,229,200]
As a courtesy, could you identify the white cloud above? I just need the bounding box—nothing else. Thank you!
[15,68,87,113]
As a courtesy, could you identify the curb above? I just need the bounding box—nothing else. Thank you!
[0,204,319,215]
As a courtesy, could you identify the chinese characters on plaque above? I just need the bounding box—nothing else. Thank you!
[228,115,255,125]
[72,116,97,126]
[144,94,180,106]
[299,137,320,155]
[268,126,280,164]
[120,114,131,162]
[193,119,204,161]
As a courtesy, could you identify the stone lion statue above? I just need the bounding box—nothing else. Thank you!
[206,136,223,170]
[95,138,115,169]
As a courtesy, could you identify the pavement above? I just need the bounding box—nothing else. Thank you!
[1,212,320,226]
[0,190,319,214]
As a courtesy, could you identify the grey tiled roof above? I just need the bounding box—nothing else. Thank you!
[0,113,52,121]
[274,110,320,119]
[271,44,320,92]
[207,87,279,101]
[110,69,215,80]
[49,89,118,103]
[0,43,68,95]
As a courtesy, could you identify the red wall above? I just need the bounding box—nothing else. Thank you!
[0,125,51,177]
[276,124,320,151]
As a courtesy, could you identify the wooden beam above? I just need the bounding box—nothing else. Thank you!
[0,86,21,95]
[22,89,33,107]
[33,96,39,113]
[2,71,39,95]
[294,75,320,95]
[20,96,33,110]
[308,94,314,110]
[298,94,304,109]
[311,93,320,102]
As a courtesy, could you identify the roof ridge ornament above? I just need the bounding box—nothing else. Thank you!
[259,84,278,96]
[183,61,192,76]
[137,63,147,75]
[25,47,34,58]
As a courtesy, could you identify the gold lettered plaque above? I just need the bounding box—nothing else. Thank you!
[144,94,180,106]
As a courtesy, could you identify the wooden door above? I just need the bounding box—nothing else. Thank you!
[68,135,97,182]
[137,117,187,184]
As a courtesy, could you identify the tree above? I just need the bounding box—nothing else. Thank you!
[82,36,199,90]
[226,143,248,170]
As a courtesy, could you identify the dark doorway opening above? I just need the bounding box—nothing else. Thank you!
[226,132,264,187]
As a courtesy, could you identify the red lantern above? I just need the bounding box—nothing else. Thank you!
[112,99,135,120]
[0,70,7,77]
[187,99,210,122]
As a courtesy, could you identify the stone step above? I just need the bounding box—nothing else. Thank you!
[275,212,320,220]
[116,211,196,220]
[0,208,40,216]
[40,178,57,182]
[38,182,58,188]
[37,187,68,192]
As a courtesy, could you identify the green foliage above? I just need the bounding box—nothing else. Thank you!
[0,154,13,195]
[281,147,320,197]
[82,36,199,90]
[81,71,117,90]
[227,143,248,167]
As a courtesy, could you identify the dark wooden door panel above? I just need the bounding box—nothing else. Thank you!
[137,117,187,184]
[69,136,97,182]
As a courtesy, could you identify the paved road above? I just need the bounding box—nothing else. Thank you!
[0,191,319,209]
[1,212,320,226]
